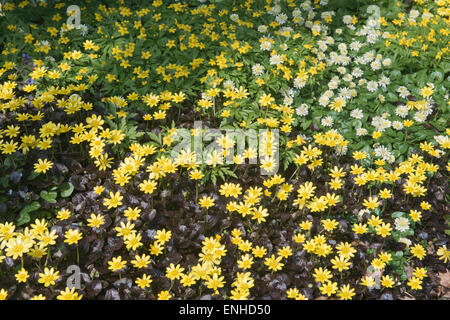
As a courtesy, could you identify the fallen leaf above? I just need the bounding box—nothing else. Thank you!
[438,270,450,288]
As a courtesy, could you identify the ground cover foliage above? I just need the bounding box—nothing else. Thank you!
[0,0,449,300]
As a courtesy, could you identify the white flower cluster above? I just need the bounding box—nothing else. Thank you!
[373,144,395,163]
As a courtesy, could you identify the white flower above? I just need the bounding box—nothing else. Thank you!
[311,24,322,34]
[269,54,283,65]
[343,74,353,82]
[378,76,390,88]
[395,217,410,232]
[392,121,403,130]
[370,60,381,70]
[395,105,408,118]
[337,66,346,74]
[343,15,353,24]
[352,68,363,78]
[339,87,352,100]
[414,111,428,122]
[374,144,394,162]
[321,116,334,127]
[366,80,378,93]
[275,13,288,24]
[79,24,88,36]
[336,144,347,156]
[324,90,334,98]
[252,64,265,76]
[338,43,347,52]
[350,41,363,51]
[397,86,410,99]
[293,78,306,89]
[371,116,391,132]
[260,40,273,51]
[335,28,342,34]
[358,208,370,218]
[363,51,375,62]
[356,128,368,136]
[230,14,239,22]
[318,40,328,51]
[283,96,293,106]
[382,58,391,66]
[318,95,330,107]
[292,8,301,18]
[223,80,235,90]
[328,80,339,90]
[269,4,281,15]
[258,25,268,33]
[350,108,364,119]
[339,55,351,66]
[398,237,412,247]
[410,9,420,19]
[295,104,309,116]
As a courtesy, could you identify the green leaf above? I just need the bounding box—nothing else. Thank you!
[40,190,57,203]
[17,201,41,226]
[59,182,74,198]
[301,119,312,130]
[392,211,405,218]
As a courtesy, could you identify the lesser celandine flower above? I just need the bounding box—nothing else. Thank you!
[0,289,7,300]
[135,274,152,289]
[157,290,172,300]
[57,287,83,300]
[15,268,29,283]
[38,267,60,287]
[103,191,123,209]
[108,256,127,272]
[64,229,82,245]
[33,158,53,174]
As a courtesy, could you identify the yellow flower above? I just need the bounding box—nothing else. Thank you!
[15,268,29,283]
[407,277,422,290]
[362,196,380,210]
[199,195,215,209]
[319,281,338,297]
[313,267,332,283]
[38,267,60,287]
[0,289,7,300]
[380,275,395,288]
[264,254,284,272]
[337,284,355,300]
[57,287,83,300]
[34,158,53,173]
[124,207,141,221]
[331,255,351,272]
[410,243,426,260]
[131,254,151,269]
[409,209,422,222]
[87,213,105,228]
[157,290,172,300]
[64,229,82,245]
[136,274,152,288]
[154,229,172,245]
[108,256,127,272]
[103,191,123,209]
[361,276,375,288]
